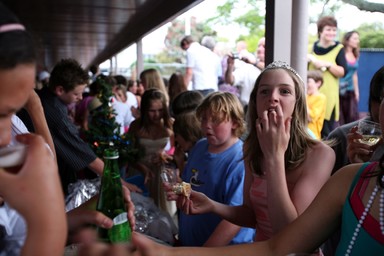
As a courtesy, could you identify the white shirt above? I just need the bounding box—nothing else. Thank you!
[186,42,220,91]
[0,115,28,255]
[126,91,138,109]
[112,99,134,134]
[10,115,29,145]
[232,60,261,106]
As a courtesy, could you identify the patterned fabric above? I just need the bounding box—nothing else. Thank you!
[336,162,384,255]
[36,87,97,195]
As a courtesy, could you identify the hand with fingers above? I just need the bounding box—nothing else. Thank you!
[0,134,67,255]
[347,126,377,163]
[256,105,291,159]
[66,185,136,244]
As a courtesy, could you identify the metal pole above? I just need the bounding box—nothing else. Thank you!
[291,0,309,85]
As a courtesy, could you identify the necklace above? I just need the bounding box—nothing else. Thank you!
[345,176,384,256]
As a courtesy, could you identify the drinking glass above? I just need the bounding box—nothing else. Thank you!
[160,163,184,194]
[0,144,27,174]
[160,163,178,185]
[357,120,382,146]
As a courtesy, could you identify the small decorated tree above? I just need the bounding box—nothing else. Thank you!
[85,77,143,167]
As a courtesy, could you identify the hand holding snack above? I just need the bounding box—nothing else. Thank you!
[160,163,188,193]
[172,181,191,198]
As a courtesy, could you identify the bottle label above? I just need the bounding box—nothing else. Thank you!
[113,212,128,225]
[104,155,119,160]
[108,212,131,243]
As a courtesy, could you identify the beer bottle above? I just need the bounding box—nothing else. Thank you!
[96,148,131,243]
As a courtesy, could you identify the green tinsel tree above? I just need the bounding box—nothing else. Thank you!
[85,77,143,167]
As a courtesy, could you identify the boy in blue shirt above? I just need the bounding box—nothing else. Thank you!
[176,92,255,246]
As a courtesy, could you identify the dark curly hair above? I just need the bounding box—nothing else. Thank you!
[48,58,89,92]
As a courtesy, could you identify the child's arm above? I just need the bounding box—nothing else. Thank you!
[23,90,56,158]
[180,165,256,228]
[203,220,242,247]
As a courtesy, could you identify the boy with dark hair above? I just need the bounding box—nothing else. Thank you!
[36,58,100,195]
[21,58,139,195]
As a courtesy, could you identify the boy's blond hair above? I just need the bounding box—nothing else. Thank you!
[196,92,245,137]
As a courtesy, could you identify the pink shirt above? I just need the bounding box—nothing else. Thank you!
[250,175,272,241]
[250,174,296,241]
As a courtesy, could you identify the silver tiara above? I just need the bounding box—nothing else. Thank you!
[263,60,303,82]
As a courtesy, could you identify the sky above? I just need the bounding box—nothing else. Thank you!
[101,0,384,69]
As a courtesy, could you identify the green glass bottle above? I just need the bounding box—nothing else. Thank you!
[96,148,131,243]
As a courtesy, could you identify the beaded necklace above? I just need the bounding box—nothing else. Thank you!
[345,176,384,256]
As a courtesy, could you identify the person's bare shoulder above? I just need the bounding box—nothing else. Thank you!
[305,140,336,169]
[316,140,335,157]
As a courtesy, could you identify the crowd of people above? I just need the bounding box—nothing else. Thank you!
[1,2,383,255]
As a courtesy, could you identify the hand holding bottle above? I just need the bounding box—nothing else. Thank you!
[96,148,132,243]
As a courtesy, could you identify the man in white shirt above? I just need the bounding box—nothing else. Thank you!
[225,55,261,111]
[180,35,220,96]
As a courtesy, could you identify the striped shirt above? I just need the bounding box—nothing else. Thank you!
[36,87,97,195]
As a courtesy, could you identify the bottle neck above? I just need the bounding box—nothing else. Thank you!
[103,156,120,177]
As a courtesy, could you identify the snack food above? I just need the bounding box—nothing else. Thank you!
[173,182,192,198]
[181,182,191,198]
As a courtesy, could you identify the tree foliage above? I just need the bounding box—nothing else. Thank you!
[309,0,342,22]
[207,0,265,52]
[341,0,384,13]
[311,0,384,15]
[357,23,384,48]
[155,17,216,64]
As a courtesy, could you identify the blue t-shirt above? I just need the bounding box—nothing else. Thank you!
[179,138,255,246]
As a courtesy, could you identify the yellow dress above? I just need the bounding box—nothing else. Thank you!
[308,44,343,121]
[307,93,327,139]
